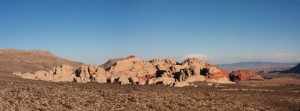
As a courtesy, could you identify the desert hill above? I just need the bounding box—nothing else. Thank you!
[281,63,300,74]
[0,49,83,73]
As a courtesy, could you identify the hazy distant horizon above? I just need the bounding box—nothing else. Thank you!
[1,0,300,64]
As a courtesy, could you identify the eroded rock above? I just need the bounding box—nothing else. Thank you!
[229,70,264,81]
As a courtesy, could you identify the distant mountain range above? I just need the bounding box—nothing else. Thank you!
[215,62,298,72]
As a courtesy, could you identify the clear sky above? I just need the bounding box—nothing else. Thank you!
[1,0,300,65]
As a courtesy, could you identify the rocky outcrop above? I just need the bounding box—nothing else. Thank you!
[14,65,75,82]
[208,67,230,80]
[75,65,90,83]
[15,56,235,87]
[229,70,264,81]
[185,75,206,83]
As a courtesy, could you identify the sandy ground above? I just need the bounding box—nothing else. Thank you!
[237,78,300,87]
[0,73,299,111]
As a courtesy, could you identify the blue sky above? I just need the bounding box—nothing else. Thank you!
[1,0,300,64]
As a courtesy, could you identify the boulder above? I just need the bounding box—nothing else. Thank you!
[157,64,168,71]
[53,65,74,76]
[117,76,130,84]
[129,76,139,84]
[147,78,155,85]
[73,77,81,83]
[174,81,190,87]
[95,67,110,77]
[95,74,107,83]
[51,65,75,82]
[155,77,175,86]
[111,61,134,73]
[76,65,90,83]
[170,65,186,73]
[109,56,140,73]
[138,79,146,85]
[185,75,206,83]
[108,76,116,83]
[88,66,97,74]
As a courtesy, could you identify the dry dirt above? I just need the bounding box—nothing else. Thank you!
[0,73,299,111]
[237,78,300,87]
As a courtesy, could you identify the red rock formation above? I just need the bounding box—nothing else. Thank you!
[229,70,264,81]
[207,67,230,80]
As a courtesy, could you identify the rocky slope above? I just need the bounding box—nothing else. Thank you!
[0,49,83,73]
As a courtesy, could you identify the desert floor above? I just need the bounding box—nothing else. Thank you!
[0,73,299,111]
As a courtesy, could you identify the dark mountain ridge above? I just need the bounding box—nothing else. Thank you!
[216,62,298,72]
[281,63,300,74]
